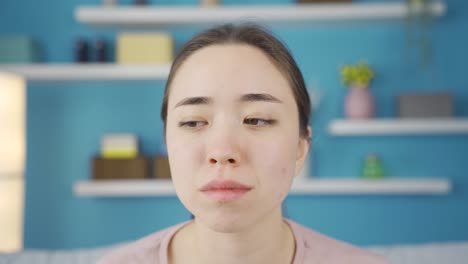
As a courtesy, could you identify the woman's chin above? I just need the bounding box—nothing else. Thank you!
[198,213,253,233]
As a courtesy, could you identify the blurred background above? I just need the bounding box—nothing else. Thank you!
[0,0,467,255]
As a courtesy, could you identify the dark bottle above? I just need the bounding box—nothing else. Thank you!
[95,38,108,63]
[74,37,89,63]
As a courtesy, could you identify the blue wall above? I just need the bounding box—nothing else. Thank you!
[1,0,467,249]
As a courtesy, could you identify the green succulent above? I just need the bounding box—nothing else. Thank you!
[340,61,375,87]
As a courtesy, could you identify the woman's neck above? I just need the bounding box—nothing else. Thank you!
[169,210,295,264]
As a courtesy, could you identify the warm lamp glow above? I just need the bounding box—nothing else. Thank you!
[0,73,25,252]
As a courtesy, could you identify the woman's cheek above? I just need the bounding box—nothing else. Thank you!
[168,140,191,182]
[169,138,205,184]
[168,144,198,212]
[253,139,296,191]
[257,152,292,206]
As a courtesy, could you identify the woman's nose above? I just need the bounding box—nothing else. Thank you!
[208,151,240,166]
[207,124,241,167]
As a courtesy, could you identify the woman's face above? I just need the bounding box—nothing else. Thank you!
[166,44,310,232]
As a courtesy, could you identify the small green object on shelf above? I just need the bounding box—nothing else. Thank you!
[0,36,40,63]
[362,154,385,179]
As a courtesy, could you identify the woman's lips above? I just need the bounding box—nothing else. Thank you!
[200,180,252,202]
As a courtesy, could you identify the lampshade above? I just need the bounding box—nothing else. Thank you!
[0,72,25,252]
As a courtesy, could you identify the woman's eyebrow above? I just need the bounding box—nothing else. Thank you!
[174,93,282,109]
[240,93,283,104]
[174,97,212,108]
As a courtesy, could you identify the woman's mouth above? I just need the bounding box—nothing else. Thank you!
[200,180,252,202]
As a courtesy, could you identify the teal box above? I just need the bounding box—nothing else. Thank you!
[0,36,40,63]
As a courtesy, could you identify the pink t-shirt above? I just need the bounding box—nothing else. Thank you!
[98,219,388,264]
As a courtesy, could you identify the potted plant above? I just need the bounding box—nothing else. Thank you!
[340,60,375,119]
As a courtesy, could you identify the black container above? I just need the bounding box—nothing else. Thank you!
[74,37,89,63]
[95,38,108,63]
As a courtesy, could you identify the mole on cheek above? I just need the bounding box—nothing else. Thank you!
[281,167,287,176]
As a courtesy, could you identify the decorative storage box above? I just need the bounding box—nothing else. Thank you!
[153,156,171,179]
[92,157,150,180]
[0,36,40,63]
[117,33,173,64]
[397,92,454,118]
[101,134,138,159]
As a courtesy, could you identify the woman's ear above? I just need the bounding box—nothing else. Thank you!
[295,126,311,177]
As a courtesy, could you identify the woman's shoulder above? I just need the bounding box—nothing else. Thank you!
[97,221,191,264]
[286,219,389,264]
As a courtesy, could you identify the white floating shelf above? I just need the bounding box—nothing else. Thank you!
[75,2,446,26]
[290,178,451,195]
[0,64,171,81]
[74,179,175,197]
[74,178,451,197]
[329,118,468,136]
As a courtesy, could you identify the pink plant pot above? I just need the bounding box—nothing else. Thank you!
[345,85,375,119]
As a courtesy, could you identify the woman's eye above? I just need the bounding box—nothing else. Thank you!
[244,118,276,126]
[178,121,207,128]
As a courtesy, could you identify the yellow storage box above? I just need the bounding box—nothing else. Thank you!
[101,134,138,159]
[117,32,173,64]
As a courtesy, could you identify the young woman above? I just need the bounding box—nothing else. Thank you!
[98,24,388,264]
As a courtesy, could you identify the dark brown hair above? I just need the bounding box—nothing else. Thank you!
[160,23,311,141]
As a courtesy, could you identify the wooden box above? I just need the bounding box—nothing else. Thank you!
[92,156,150,180]
[153,156,171,179]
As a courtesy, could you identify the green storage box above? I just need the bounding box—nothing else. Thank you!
[0,36,40,63]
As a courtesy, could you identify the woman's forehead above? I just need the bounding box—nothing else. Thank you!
[168,44,294,107]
